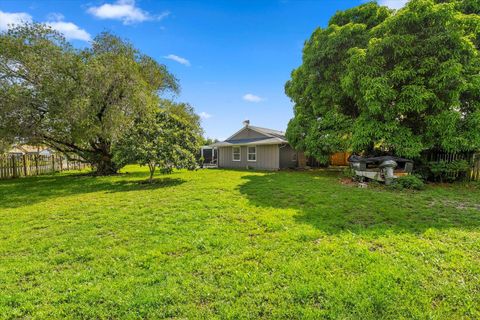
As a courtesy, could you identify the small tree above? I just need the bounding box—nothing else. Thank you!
[114,109,200,182]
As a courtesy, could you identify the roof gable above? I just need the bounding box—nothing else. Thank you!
[227,127,269,141]
[226,126,285,142]
[210,124,288,147]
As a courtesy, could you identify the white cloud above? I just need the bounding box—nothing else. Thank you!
[378,0,409,10]
[47,21,91,42]
[156,11,170,20]
[45,13,91,42]
[243,93,264,103]
[199,112,212,119]
[164,54,191,66]
[47,12,65,21]
[87,0,168,24]
[0,10,32,31]
[0,10,90,42]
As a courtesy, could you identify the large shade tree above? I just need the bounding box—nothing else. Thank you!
[286,0,480,163]
[0,24,178,174]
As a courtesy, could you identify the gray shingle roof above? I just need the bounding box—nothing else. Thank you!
[210,124,288,147]
[247,126,286,139]
[212,137,286,147]
[225,138,272,144]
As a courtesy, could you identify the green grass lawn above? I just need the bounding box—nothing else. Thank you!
[0,166,479,319]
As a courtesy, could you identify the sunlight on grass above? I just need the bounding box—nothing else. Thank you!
[0,165,479,318]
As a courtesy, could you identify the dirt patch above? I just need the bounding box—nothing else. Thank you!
[429,199,480,211]
[339,177,355,185]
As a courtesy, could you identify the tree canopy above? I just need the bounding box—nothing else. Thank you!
[0,24,193,174]
[201,137,219,146]
[113,105,200,182]
[286,0,480,163]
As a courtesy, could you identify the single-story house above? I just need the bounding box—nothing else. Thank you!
[8,145,56,156]
[211,121,299,170]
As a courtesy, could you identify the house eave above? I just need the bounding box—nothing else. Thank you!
[211,138,287,147]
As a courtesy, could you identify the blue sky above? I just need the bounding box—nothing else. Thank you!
[0,0,407,140]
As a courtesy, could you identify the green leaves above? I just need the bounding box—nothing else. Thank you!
[113,105,201,181]
[329,2,392,29]
[0,24,181,174]
[286,0,480,159]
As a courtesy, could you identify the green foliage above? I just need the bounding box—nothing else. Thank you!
[160,99,203,137]
[329,2,392,28]
[0,166,479,318]
[428,159,470,182]
[201,137,219,146]
[113,108,200,181]
[0,140,11,154]
[390,175,426,190]
[341,167,356,179]
[0,24,179,174]
[286,0,480,160]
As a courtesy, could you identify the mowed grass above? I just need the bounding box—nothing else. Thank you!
[0,165,479,319]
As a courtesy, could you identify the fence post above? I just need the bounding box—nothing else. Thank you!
[22,155,27,176]
[472,153,480,181]
[11,155,17,178]
[35,155,39,175]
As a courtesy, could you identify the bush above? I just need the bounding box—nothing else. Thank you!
[341,167,355,179]
[428,160,470,182]
[391,175,425,190]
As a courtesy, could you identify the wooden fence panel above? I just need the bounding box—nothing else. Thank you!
[470,153,480,181]
[0,154,88,180]
[330,152,351,166]
[424,151,480,181]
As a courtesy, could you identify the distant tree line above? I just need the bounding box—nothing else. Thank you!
[0,24,202,177]
[286,0,480,163]
[201,137,219,146]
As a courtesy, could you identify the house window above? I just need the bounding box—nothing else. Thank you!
[292,152,298,162]
[247,146,256,162]
[232,147,241,161]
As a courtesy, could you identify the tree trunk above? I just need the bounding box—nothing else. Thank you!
[90,146,118,175]
[94,156,118,175]
[148,163,156,183]
[89,140,119,176]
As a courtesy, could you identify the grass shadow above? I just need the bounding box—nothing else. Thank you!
[238,171,480,234]
[0,172,185,209]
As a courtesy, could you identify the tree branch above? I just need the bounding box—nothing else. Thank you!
[41,134,92,154]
